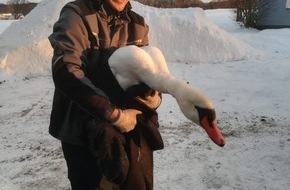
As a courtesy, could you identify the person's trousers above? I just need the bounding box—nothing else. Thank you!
[62,142,121,190]
[62,142,102,190]
[61,133,154,190]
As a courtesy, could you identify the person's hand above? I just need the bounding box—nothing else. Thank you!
[111,109,142,133]
[135,90,161,109]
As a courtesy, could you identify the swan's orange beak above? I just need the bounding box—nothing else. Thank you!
[200,117,225,147]
[196,106,225,147]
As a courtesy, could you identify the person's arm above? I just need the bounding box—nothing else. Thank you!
[49,8,115,121]
[49,9,142,133]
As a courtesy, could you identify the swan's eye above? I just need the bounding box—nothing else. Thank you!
[195,106,216,128]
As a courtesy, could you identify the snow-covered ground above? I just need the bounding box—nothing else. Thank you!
[0,0,289,189]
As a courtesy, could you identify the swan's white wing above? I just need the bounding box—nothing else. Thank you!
[141,46,171,75]
[109,45,156,90]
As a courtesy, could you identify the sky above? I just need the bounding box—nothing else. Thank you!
[0,0,290,189]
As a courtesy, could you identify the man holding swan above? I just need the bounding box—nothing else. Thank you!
[49,0,164,189]
[48,0,225,189]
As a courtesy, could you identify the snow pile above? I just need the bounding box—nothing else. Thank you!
[0,20,15,34]
[0,0,67,79]
[132,3,246,63]
[0,0,246,80]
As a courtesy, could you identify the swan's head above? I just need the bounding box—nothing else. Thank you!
[175,83,226,147]
[194,106,225,147]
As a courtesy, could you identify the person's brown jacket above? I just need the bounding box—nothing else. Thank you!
[48,0,150,144]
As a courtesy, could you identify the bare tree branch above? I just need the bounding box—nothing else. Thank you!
[7,0,28,19]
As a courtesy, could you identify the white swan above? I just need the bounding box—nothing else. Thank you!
[109,45,225,147]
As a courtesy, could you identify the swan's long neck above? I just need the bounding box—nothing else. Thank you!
[141,72,184,98]
[141,71,210,107]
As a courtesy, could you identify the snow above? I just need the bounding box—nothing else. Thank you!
[0,0,289,189]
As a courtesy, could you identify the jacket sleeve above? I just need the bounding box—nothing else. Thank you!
[48,8,115,120]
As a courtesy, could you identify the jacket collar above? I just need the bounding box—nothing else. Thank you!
[97,1,131,23]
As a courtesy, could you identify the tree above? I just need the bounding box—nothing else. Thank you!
[7,0,28,19]
[234,0,271,28]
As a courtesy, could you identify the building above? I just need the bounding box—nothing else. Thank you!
[257,0,290,29]
[0,13,13,20]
